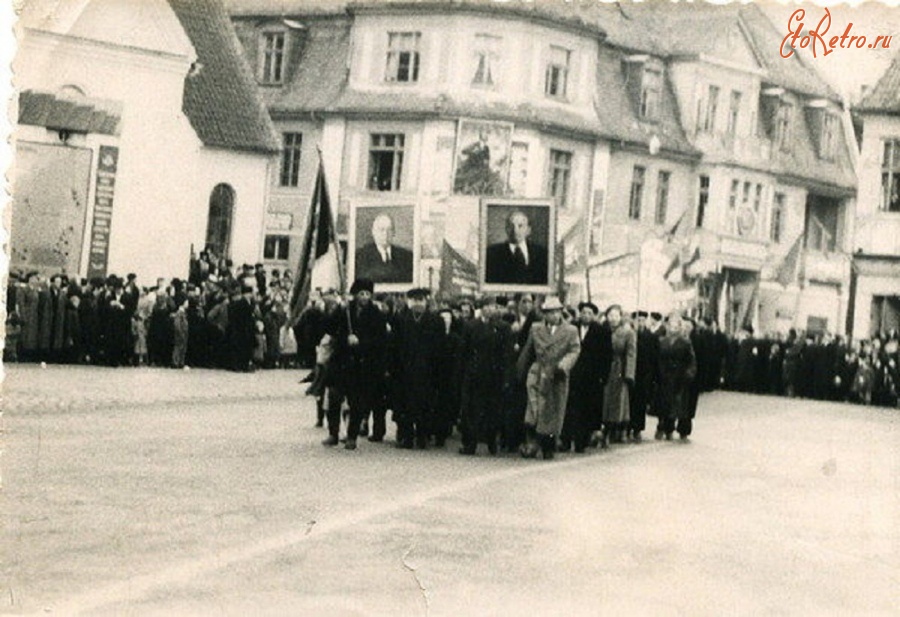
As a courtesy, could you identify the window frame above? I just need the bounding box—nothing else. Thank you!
[727,90,742,136]
[279,132,303,187]
[472,33,501,88]
[385,32,422,84]
[629,166,645,221]
[367,133,406,192]
[655,170,671,225]
[544,45,571,100]
[774,101,794,152]
[547,149,573,209]
[881,139,900,212]
[259,30,287,85]
[704,85,720,133]
[263,234,291,261]
[696,175,710,228]
[640,67,662,120]
[771,192,786,243]
[820,112,838,161]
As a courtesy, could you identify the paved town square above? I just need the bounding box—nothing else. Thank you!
[1,366,897,616]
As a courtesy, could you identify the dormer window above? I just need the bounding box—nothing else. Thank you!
[545,45,570,99]
[727,91,742,136]
[820,113,837,161]
[473,34,501,87]
[639,68,662,120]
[385,32,421,83]
[774,101,793,152]
[703,85,720,133]
[260,31,287,84]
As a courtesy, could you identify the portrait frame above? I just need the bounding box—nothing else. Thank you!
[480,198,555,294]
[348,200,419,293]
[452,118,514,196]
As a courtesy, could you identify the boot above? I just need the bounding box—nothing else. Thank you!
[600,427,611,450]
[322,435,339,447]
[540,434,555,460]
[632,431,642,444]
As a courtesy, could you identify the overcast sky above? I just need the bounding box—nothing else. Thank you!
[759,1,900,101]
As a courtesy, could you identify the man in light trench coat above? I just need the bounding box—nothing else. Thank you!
[516,296,581,460]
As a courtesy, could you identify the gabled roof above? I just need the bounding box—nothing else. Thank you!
[168,0,280,153]
[857,51,900,113]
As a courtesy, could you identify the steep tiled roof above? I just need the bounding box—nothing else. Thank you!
[168,0,280,153]
[857,52,900,113]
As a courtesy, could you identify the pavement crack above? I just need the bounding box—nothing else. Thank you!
[305,520,316,535]
[402,543,429,615]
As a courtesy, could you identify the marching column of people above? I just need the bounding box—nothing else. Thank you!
[314,278,715,457]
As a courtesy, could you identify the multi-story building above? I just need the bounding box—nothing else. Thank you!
[230,1,857,335]
[850,55,900,337]
[11,0,279,282]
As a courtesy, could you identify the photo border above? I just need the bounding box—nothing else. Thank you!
[480,197,556,294]
[347,198,420,294]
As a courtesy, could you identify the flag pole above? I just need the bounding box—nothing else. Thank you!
[316,146,354,336]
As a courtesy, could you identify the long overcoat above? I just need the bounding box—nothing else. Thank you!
[517,321,580,436]
[391,309,444,427]
[602,323,636,424]
[656,332,697,421]
[460,317,512,442]
[18,285,39,351]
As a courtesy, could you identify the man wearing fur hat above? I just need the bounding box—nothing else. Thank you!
[322,278,388,450]
[516,296,581,460]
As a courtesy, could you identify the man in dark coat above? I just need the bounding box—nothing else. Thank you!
[322,278,388,450]
[561,302,608,452]
[655,313,698,441]
[459,297,512,455]
[485,210,549,285]
[226,285,256,372]
[503,294,538,452]
[103,278,132,367]
[630,311,659,443]
[434,308,464,447]
[390,288,445,449]
[706,319,728,391]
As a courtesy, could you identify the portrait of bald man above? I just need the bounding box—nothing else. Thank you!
[354,211,414,283]
[485,209,549,285]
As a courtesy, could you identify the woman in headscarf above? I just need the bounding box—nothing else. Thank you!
[600,304,636,448]
[655,311,697,442]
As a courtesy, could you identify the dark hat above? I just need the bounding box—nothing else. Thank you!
[578,302,599,314]
[350,278,374,295]
[637,310,649,318]
[406,287,429,300]
[496,295,509,306]
[477,295,497,309]
[240,284,254,294]
[127,273,137,281]
[650,312,663,321]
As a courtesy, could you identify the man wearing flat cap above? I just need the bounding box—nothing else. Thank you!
[516,296,580,460]
[322,278,388,450]
[631,308,659,443]
[390,287,445,449]
[561,300,611,452]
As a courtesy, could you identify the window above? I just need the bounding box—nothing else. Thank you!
[742,181,751,209]
[881,140,900,212]
[508,142,529,196]
[368,134,405,191]
[704,85,720,132]
[473,34,501,87]
[820,113,837,160]
[264,235,290,261]
[260,32,286,84]
[771,193,785,243]
[640,68,662,120]
[629,166,645,220]
[774,102,793,152]
[385,32,421,83]
[696,175,710,227]
[727,91,742,136]
[279,132,302,187]
[655,171,670,225]
[729,179,740,210]
[753,183,763,213]
[548,149,573,208]
[545,45,570,99]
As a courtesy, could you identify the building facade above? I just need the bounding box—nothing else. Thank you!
[11,0,279,283]
[230,1,857,335]
[850,57,900,337]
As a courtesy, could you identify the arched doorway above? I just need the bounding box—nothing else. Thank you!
[205,183,234,259]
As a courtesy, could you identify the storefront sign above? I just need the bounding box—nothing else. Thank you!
[87,145,119,279]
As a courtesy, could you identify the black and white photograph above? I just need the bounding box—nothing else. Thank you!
[452,118,513,196]
[3,0,900,614]
[482,198,554,291]
[350,202,416,288]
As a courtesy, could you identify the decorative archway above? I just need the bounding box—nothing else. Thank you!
[205,183,235,259]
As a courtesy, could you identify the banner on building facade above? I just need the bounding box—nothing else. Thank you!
[453,119,513,196]
[86,145,119,280]
[439,240,479,297]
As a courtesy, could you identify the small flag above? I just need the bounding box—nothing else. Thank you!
[289,157,343,324]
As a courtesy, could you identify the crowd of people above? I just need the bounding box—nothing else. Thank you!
[3,257,302,372]
[5,260,898,458]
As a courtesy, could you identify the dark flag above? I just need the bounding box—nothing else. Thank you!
[289,157,343,325]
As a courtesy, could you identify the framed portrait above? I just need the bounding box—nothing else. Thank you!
[453,119,513,196]
[348,201,418,293]
[480,198,555,293]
